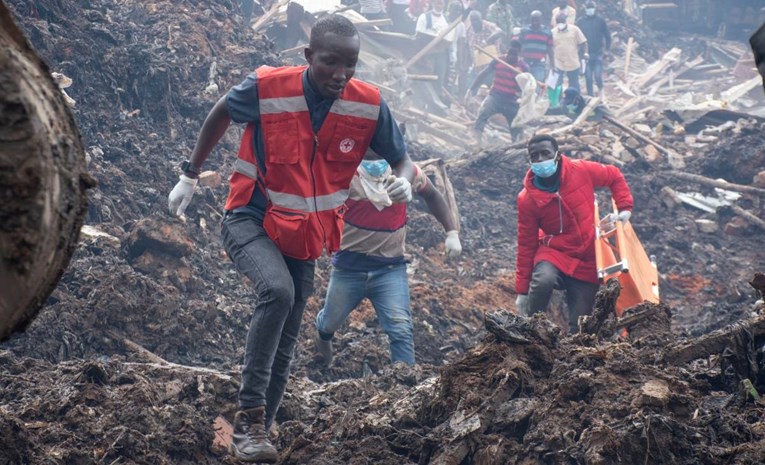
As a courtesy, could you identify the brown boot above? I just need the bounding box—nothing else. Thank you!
[230,406,278,463]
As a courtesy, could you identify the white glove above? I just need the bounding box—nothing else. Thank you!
[515,294,529,315]
[168,174,198,216]
[617,210,632,223]
[444,230,462,257]
[385,176,412,203]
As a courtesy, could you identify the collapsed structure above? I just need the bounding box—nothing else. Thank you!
[1,0,764,464]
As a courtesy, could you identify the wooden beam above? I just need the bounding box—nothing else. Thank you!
[603,114,684,167]
[665,171,765,197]
[474,45,543,87]
[730,204,765,230]
[623,37,634,78]
[405,17,462,69]
[251,0,290,32]
[404,106,469,131]
[353,18,392,28]
[664,316,765,365]
[407,74,439,81]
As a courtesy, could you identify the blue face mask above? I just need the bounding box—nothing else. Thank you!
[531,154,559,178]
[361,160,389,178]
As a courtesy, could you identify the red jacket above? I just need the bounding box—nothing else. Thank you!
[515,155,633,294]
[224,66,381,260]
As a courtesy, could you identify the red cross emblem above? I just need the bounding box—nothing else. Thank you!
[339,138,355,153]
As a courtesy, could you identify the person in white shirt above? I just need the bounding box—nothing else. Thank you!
[415,0,451,91]
[550,0,576,28]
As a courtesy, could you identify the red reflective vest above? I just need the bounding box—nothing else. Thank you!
[224,66,381,260]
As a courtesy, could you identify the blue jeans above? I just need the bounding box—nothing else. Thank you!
[221,213,315,429]
[527,60,547,83]
[315,264,415,364]
[585,53,603,96]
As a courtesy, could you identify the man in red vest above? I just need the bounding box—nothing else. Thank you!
[167,15,414,463]
[466,39,529,144]
[514,134,633,333]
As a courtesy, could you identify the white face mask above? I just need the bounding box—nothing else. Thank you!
[557,23,567,31]
[586,8,595,15]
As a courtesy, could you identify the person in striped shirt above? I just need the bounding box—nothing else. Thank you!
[466,39,529,144]
[516,10,554,82]
[314,157,461,367]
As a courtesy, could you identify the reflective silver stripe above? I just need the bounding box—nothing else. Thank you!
[260,96,308,114]
[234,158,259,180]
[330,100,380,121]
[267,189,349,212]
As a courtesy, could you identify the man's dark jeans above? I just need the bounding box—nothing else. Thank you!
[527,261,599,333]
[221,213,315,429]
[475,93,521,139]
[585,53,604,96]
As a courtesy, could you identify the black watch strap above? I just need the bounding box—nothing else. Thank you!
[181,160,200,176]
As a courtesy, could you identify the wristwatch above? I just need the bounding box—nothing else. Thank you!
[180,160,200,177]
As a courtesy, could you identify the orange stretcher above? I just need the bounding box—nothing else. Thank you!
[594,200,660,317]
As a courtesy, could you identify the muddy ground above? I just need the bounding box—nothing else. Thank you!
[2,0,765,464]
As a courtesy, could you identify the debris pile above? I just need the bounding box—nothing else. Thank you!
[2,0,765,463]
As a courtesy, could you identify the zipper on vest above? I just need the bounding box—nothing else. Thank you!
[310,133,328,250]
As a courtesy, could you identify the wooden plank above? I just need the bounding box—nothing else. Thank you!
[353,18,392,28]
[405,106,469,131]
[664,316,765,365]
[630,47,682,90]
[251,0,290,32]
[407,74,439,81]
[624,37,634,78]
[405,17,462,69]
[666,171,765,197]
[474,45,542,87]
[603,114,684,167]
[721,76,762,105]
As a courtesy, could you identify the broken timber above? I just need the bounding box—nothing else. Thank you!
[666,171,765,197]
[664,315,765,365]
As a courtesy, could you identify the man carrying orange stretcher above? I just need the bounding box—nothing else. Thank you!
[514,134,635,332]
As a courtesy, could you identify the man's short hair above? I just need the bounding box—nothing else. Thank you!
[310,15,358,48]
[508,39,522,50]
[528,134,558,151]
[468,10,481,20]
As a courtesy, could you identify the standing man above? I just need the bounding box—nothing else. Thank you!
[516,11,554,83]
[515,135,633,333]
[550,0,577,27]
[314,157,461,367]
[577,1,611,96]
[552,11,587,92]
[466,10,504,74]
[415,0,451,91]
[466,39,529,144]
[486,0,515,38]
[167,15,415,463]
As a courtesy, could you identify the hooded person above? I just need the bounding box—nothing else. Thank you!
[515,134,633,333]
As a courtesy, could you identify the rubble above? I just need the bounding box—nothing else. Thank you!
[2,0,765,463]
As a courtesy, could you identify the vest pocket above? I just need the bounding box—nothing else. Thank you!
[265,119,300,164]
[324,205,347,255]
[263,204,311,260]
[327,122,371,162]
